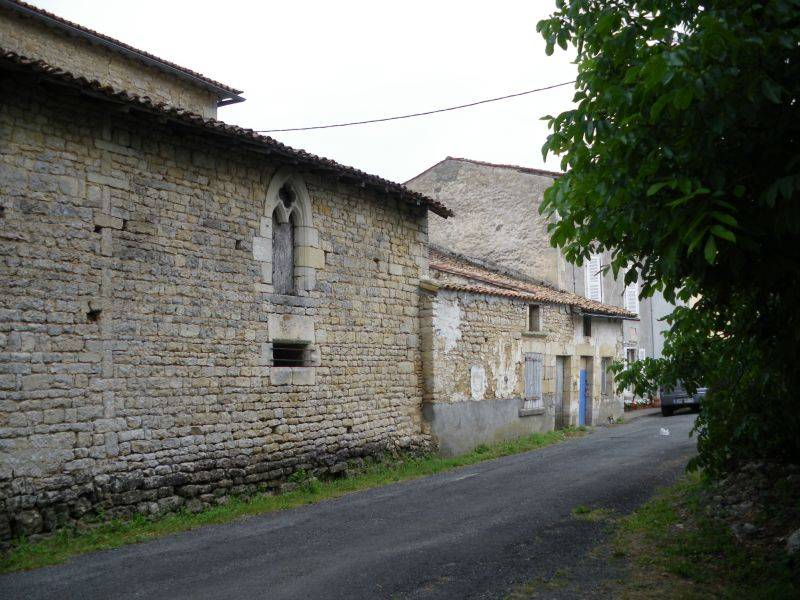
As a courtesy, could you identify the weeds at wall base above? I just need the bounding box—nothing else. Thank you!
[0,427,585,573]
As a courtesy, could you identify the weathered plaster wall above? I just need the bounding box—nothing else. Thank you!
[0,76,429,539]
[406,160,562,287]
[0,10,222,117]
[422,288,579,454]
[428,290,525,405]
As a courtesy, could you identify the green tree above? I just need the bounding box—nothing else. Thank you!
[537,0,800,473]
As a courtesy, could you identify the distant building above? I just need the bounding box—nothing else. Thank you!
[419,247,633,455]
[407,156,675,375]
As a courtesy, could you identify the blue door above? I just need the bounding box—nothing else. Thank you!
[578,369,587,426]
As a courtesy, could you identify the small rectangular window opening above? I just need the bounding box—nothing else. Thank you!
[601,357,611,396]
[582,315,592,337]
[528,305,541,332]
[272,342,309,367]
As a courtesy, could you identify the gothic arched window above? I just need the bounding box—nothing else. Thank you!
[253,170,321,296]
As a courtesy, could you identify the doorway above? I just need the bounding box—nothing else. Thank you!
[555,356,569,428]
[579,356,593,426]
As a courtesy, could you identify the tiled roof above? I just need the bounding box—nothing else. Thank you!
[0,0,243,100]
[437,281,549,302]
[0,48,452,218]
[429,247,636,318]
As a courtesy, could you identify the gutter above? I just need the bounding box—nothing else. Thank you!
[1,0,245,107]
[578,310,639,321]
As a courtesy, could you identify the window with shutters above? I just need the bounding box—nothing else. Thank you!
[585,253,603,302]
[638,347,647,361]
[624,275,639,315]
[523,353,543,411]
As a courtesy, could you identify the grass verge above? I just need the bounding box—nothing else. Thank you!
[612,472,799,599]
[0,426,586,573]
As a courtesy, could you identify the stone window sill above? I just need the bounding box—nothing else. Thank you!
[522,331,548,338]
[270,366,315,386]
[519,406,546,417]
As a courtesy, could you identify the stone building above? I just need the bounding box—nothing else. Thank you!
[420,247,632,456]
[406,156,675,377]
[0,1,451,540]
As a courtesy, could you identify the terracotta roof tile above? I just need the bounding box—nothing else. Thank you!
[1,0,243,98]
[429,247,636,318]
[0,48,452,218]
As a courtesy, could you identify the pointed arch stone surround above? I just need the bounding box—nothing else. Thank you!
[252,168,323,295]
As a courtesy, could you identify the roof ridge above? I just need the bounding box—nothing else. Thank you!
[0,0,243,99]
[445,156,563,178]
[0,47,452,218]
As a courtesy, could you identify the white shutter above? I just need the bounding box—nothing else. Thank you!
[638,347,646,361]
[585,254,603,302]
[624,280,639,315]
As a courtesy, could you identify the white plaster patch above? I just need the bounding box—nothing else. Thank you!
[434,297,462,354]
[493,340,522,398]
[470,365,487,401]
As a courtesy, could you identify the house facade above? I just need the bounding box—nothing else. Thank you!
[0,1,450,540]
[406,157,675,375]
[420,248,631,456]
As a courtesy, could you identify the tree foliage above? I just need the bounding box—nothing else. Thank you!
[538,0,800,473]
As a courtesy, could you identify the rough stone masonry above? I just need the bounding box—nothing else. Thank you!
[0,64,438,541]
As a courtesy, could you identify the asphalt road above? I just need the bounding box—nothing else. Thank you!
[2,411,697,600]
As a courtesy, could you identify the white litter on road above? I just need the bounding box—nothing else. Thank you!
[660,428,670,436]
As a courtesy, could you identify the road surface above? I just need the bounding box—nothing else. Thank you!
[2,411,697,599]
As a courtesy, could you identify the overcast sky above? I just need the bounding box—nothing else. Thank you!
[32,0,576,183]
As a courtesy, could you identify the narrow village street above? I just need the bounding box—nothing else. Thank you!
[2,413,696,600]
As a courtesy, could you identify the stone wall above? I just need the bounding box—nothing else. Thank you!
[406,159,562,287]
[0,9,222,117]
[0,75,429,540]
[407,158,674,364]
[421,286,577,455]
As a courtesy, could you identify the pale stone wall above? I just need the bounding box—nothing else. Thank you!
[406,159,562,287]
[0,10,222,117]
[0,76,428,539]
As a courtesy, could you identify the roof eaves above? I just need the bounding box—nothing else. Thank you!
[0,48,452,218]
[429,247,636,319]
[0,0,245,104]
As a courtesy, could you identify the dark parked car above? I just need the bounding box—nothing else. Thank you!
[659,382,706,416]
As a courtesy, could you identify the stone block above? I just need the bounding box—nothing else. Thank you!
[259,216,273,238]
[252,236,271,262]
[292,367,315,386]
[268,313,314,343]
[270,367,292,386]
[295,226,319,248]
[94,213,124,230]
[295,246,325,269]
